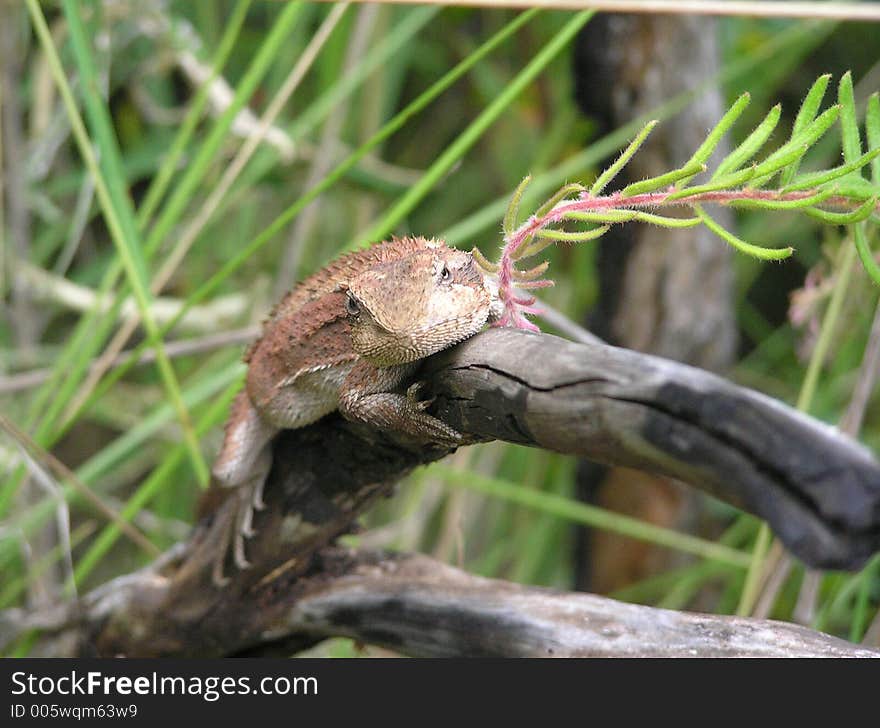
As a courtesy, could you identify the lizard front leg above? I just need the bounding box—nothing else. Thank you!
[338,360,462,446]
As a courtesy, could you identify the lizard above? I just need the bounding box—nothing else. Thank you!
[208,235,501,585]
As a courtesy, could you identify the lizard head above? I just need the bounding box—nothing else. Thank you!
[344,239,499,366]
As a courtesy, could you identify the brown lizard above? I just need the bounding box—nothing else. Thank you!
[209,236,501,584]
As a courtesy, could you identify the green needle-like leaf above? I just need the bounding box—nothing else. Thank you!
[783,148,880,191]
[564,210,636,223]
[752,105,839,187]
[695,205,793,260]
[666,165,757,201]
[854,222,880,286]
[590,120,658,196]
[630,212,702,228]
[779,73,831,186]
[675,91,750,188]
[504,175,533,236]
[713,104,781,179]
[866,93,880,186]
[838,72,862,167]
[805,197,877,225]
[534,182,586,219]
[537,226,610,242]
[731,188,835,210]
[620,161,706,197]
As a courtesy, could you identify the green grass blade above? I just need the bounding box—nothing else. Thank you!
[431,465,751,568]
[62,0,141,275]
[286,5,439,142]
[849,555,880,642]
[53,8,543,437]
[352,10,595,248]
[31,0,208,484]
[0,364,244,564]
[142,1,304,259]
[136,0,252,226]
[72,380,241,586]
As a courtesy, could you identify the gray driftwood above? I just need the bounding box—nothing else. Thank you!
[430,328,880,570]
[4,547,877,658]
[2,328,879,657]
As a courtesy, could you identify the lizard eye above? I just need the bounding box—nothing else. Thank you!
[345,294,360,316]
[440,264,451,282]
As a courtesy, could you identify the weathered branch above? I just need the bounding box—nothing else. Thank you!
[3,328,879,657]
[4,546,877,658]
[429,328,880,570]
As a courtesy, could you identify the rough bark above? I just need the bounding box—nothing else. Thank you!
[2,329,879,657]
[5,547,877,658]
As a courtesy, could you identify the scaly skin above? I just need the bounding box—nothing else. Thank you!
[209,236,500,584]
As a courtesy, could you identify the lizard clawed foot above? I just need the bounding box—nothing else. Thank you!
[252,476,266,511]
[212,566,231,588]
[233,486,256,568]
[406,381,435,411]
[211,478,266,586]
[233,531,252,570]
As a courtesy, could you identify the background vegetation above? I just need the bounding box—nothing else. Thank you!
[1,1,879,655]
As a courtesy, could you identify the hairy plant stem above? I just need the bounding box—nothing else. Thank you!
[496,186,868,329]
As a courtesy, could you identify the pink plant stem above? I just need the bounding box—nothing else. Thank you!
[496,186,874,331]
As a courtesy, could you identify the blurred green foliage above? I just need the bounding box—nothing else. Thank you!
[1,2,879,655]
